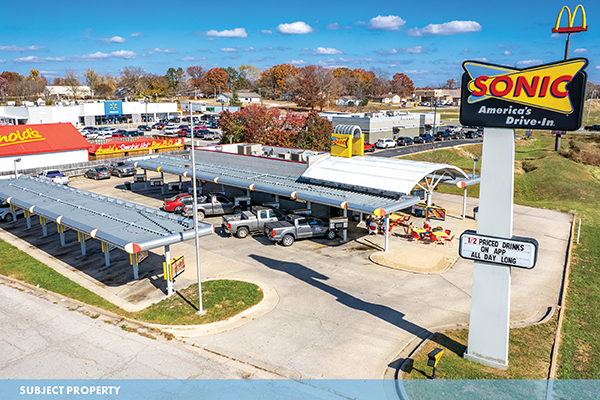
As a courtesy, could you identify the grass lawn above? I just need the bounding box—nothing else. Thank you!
[0,240,263,325]
[399,128,600,378]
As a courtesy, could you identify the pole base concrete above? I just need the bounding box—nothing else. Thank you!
[464,349,508,370]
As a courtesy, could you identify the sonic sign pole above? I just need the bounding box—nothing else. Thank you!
[459,52,588,367]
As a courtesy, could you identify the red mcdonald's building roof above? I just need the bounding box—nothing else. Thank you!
[0,123,91,158]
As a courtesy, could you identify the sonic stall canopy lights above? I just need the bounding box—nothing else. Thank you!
[460,58,589,131]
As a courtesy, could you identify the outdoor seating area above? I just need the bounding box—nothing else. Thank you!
[364,212,455,246]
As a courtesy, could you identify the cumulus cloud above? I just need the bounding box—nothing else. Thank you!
[366,15,406,31]
[277,21,313,35]
[312,47,343,55]
[99,36,126,44]
[261,30,272,35]
[573,48,588,54]
[326,23,340,30]
[516,59,543,66]
[181,57,206,61]
[0,45,45,52]
[503,50,511,56]
[15,50,137,63]
[0,59,5,63]
[245,47,256,52]
[151,48,177,54]
[291,60,306,65]
[376,46,429,56]
[206,28,248,38]
[130,33,142,37]
[408,21,481,36]
[220,48,238,52]
[498,44,519,49]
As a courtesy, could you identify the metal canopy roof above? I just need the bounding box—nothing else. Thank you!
[302,156,471,195]
[126,155,419,214]
[0,175,213,253]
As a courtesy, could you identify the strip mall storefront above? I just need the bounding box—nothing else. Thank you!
[89,138,184,160]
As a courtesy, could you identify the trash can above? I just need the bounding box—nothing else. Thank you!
[124,181,131,191]
[473,206,479,220]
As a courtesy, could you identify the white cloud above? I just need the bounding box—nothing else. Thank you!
[245,47,256,52]
[0,45,45,52]
[408,20,481,36]
[405,46,425,54]
[0,59,6,63]
[99,36,126,44]
[376,46,428,56]
[181,57,206,61]
[326,23,340,30]
[312,47,343,55]
[573,48,588,54]
[551,33,561,38]
[14,56,63,63]
[291,60,306,65]
[130,33,142,37]
[152,48,177,54]
[516,59,543,66]
[220,48,237,52]
[403,70,429,74]
[206,28,248,38]
[376,49,398,56]
[277,21,313,35]
[366,15,406,31]
[503,50,511,56]
[261,30,272,35]
[596,66,600,69]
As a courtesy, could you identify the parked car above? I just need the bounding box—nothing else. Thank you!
[181,193,240,221]
[464,130,477,139]
[375,138,397,149]
[263,215,336,246]
[177,129,188,137]
[108,160,137,177]
[0,201,24,222]
[126,130,143,136]
[203,131,219,140]
[363,142,376,152]
[222,206,286,238]
[163,126,178,134]
[137,125,152,131]
[434,131,452,141]
[413,133,434,144]
[111,132,127,138]
[84,167,111,180]
[84,131,99,139]
[396,137,414,146]
[163,193,192,213]
[38,169,69,185]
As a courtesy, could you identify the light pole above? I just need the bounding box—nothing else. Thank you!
[189,108,206,315]
[472,157,479,178]
[14,158,21,179]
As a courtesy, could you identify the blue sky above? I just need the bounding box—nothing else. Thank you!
[1,0,598,87]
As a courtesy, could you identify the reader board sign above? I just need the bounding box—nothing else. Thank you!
[459,230,539,269]
[460,59,588,131]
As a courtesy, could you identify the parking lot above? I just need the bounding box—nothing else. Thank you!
[0,171,572,379]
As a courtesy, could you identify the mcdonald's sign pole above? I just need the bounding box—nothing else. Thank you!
[552,4,588,151]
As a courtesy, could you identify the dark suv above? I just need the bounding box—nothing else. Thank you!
[396,136,414,146]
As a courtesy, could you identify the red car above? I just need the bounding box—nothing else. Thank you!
[163,193,192,213]
[364,142,376,152]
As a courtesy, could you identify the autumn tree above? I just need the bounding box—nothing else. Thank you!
[237,64,261,89]
[52,77,63,86]
[205,67,228,96]
[257,63,299,99]
[389,73,415,98]
[219,105,332,151]
[293,65,335,111]
[119,67,147,98]
[83,68,100,97]
[95,74,117,98]
[62,68,82,98]
[186,66,205,94]
[1,71,24,96]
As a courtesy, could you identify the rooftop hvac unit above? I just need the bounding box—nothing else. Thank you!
[278,153,291,160]
[290,153,302,161]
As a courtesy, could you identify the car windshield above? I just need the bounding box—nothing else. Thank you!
[168,195,180,202]
[97,167,108,172]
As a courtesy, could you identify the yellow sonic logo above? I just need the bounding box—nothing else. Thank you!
[331,136,349,148]
[464,59,587,114]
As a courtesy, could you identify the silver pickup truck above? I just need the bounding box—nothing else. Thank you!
[181,193,239,221]
[222,206,286,238]
[264,214,336,246]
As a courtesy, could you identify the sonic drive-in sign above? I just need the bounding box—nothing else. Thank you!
[460,58,588,131]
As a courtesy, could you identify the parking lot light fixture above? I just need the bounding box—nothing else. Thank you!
[473,157,479,178]
[190,109,206,315]
[14,158,21,179]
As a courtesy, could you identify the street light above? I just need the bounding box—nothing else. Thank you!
[472,157,479,178]
[14,158,21,179]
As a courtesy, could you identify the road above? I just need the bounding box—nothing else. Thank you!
[368,137,483,158]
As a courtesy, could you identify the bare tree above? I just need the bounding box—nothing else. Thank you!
[119,67,148,98]
[63,68,82,98]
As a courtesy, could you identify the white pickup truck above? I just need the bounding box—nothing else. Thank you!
[38,169,70,185]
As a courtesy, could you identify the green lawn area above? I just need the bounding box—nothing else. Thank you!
[0,240,263,325]
[399,127,600,378]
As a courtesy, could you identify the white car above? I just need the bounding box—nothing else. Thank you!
[0,201,23,222]
[375,138,397,149]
